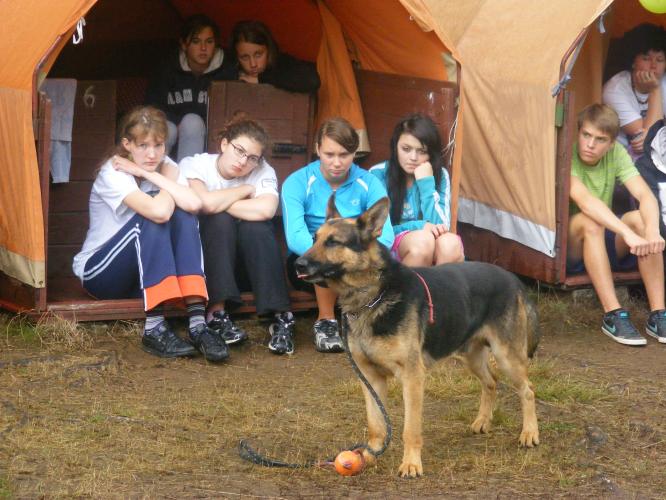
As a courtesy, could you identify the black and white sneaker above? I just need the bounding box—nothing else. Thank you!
[207,311,248,345]
[268,312,295,355]
[313,319,344,353]
[189,323,229,362]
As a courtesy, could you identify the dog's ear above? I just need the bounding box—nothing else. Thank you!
[357,197,390,241]
[326,194,342,220]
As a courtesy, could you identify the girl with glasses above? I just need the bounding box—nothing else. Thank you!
[181,114,296,355]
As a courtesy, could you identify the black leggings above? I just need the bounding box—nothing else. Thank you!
[199,212,290,315]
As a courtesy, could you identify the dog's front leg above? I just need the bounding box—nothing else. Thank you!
[398,363,425,478]
[353,352,389,466]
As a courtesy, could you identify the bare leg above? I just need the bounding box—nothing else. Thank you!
[619,211,665,311]
[568,213,621,311]
[399,230,436,267]
[434,232,465,265]
[314,285,337,320]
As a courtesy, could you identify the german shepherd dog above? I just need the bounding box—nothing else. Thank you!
[294,197,540,478]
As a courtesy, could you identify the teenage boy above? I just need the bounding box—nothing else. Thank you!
[568,103,666,346]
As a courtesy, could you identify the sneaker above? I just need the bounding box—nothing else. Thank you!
[189,323,229,362]
[268,313,295,355]
[646,310,666,343]
[142,322,197,358]
[313,319,345,353]
[601,310,647,346]
[207,311,248,345]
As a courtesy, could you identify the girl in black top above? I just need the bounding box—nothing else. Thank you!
[230,20,320,94]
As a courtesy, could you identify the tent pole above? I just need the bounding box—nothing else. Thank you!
[32,37,61,312]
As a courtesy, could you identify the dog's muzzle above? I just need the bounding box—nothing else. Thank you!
[294,256,317,281]
[294,256,336,286]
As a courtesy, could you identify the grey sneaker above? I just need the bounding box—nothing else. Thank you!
[601,310,646,346]
[313,319,344,353]
[268,312,295,355]
[207,311,248,345]
[646,309,666,343]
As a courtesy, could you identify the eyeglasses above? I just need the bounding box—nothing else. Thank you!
[229,142,262,167]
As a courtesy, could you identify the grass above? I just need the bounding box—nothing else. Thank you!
[1,314,40,346]
[1,292,666,497]
[0,477,11,500]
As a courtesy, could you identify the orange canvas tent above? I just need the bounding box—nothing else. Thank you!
[0,0,447,292]
[0,0,663,318]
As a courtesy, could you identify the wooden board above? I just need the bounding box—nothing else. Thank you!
[355,69,457,168]
[47,81,116,298]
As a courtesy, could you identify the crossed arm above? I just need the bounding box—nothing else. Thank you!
[115,157,202,223]
[188,178,278,221]
[570,175,664,256]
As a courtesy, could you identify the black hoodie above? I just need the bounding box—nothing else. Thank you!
[146,48,236,124]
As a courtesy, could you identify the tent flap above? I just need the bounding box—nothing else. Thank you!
[0,0,96,287]
[402,0,613,255]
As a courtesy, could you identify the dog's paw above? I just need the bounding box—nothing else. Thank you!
[398,460,423,478]
[470,415,492,434]
[519,427,540,447]
[360,448,377,466]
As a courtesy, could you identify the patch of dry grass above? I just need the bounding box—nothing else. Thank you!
[1,293,666,497]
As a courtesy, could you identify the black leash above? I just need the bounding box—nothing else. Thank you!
[238,313,393,468]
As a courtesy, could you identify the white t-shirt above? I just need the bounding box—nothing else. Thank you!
[72,156,185,280]
[180,153,279,197]
[603,70,666,149]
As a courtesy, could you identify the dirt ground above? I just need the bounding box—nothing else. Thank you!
[1,287,666,499]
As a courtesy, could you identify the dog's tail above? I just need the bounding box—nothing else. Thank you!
[521,292,541,358]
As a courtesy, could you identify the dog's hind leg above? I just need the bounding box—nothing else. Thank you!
[460,337,498,435]
[491,342,539,447]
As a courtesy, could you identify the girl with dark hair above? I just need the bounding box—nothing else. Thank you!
[146,14,235,161]
[603,23,666,158]
[181,115,296,355]
[230,20,320,93]
[282,117,394,353]
[370,113,463,266]
[72,106,228,362]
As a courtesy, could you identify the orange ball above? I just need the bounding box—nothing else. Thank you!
[334,450,365,476]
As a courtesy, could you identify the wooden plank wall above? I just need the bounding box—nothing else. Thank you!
[355,70,457,169]
[47,81,117,302]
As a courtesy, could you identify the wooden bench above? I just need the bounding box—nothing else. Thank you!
[23,70,460,321]
[44,79,318,321]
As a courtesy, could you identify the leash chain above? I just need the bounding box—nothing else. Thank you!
[238,313,393,467]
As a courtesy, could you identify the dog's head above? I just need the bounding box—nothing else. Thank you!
[294,195,390,290]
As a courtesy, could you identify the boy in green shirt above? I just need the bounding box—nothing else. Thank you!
[568,104,666,346]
